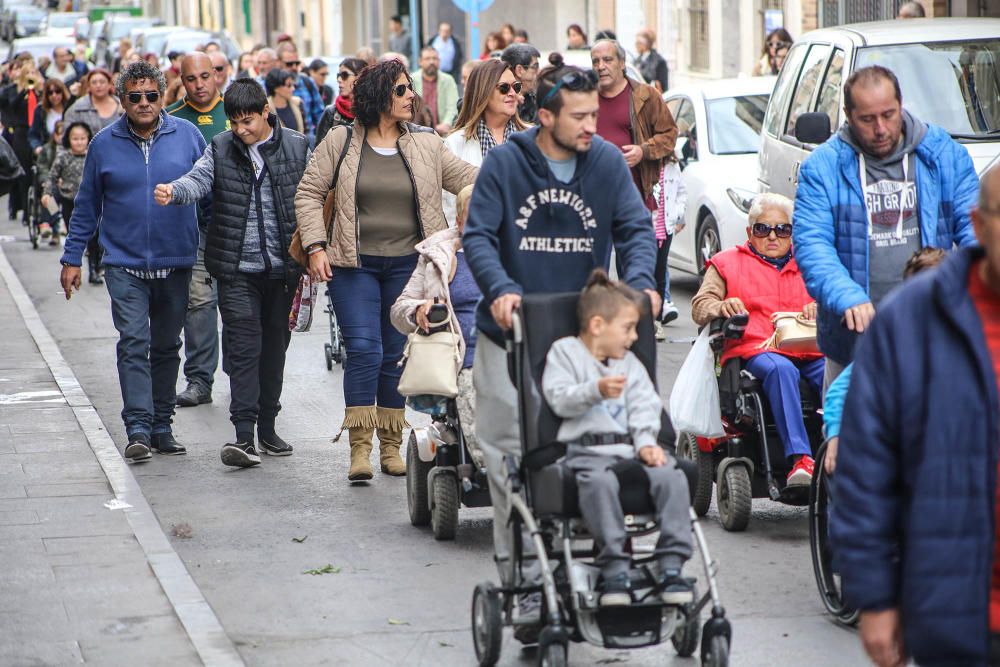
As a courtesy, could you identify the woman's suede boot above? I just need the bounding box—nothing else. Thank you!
[376,407,408,476]
[336,406,377,481]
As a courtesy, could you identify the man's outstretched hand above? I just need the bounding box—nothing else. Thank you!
[60,265,81,300]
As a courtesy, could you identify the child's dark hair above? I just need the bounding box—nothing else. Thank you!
[62,121,92,150]
[903,247,947,279]
[578,268,643,330]
[224,78,268,120]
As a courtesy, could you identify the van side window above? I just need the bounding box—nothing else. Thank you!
[763,44,809,138]
[785,44,833,137]
[816,49,845,129]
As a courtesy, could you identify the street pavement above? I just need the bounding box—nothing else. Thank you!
[0,209,868,666]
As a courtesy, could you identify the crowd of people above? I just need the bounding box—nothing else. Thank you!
[2,10,997,665]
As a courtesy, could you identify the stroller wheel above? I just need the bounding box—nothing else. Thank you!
[672,589,701,657]
[678,432,713,517]
[431,471,459,540]
[702,634,729,667]
[537,641,567,667]
[809,441,860,626]
[406,431,432,527]
[471,582,503,666]
[717,464,752,532]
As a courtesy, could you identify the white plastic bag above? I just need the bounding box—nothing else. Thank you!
[669,328,725,438]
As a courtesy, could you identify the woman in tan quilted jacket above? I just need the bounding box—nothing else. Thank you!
[295,58,479,482]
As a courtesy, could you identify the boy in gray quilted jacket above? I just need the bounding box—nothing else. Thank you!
[542,269,692,607]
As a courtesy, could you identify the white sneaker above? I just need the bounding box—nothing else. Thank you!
[661,302,679,325]
[654,321,666,341]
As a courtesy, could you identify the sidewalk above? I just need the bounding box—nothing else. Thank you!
[0,244,241,666]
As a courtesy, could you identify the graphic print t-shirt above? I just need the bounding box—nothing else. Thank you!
[866,153,921,306]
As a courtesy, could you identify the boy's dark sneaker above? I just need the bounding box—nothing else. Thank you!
[258,431,293,456]
[658,570,694,605]
[151,432,187,456]
[221,439,260,468]
[124,433,152,463]
[599,572,633,607]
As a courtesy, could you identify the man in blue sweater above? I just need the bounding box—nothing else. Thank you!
[463,58,658,643]
[59,61,207,463]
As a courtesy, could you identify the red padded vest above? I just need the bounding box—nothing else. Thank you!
[709,243,823,365]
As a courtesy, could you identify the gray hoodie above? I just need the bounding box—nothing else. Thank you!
[838,109,928,305]
[541,336,662,460]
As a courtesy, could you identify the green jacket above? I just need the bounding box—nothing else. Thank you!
[410,71,458,127]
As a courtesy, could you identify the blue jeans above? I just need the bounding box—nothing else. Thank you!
[744,352,825,460]
[181,247,219,392]
[329,254,419,408]
[104,267,191,438]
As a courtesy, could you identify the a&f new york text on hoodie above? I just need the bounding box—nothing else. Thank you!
[463,127,657,346]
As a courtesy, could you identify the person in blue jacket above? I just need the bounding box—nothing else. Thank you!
[832,166,1000,667]
[59,61,207,464]
[463,52,658,644]
[793,65,979,390]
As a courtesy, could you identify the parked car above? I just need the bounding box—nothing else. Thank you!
[39,10,85,38]
[7,35,73,63]
[0,0,34,42]
[94,14,158,67]
[663,76,776,275]
[133,25,188,60]
[155,29,240,66]
[759,17,1000,200]
[10,5,45,38]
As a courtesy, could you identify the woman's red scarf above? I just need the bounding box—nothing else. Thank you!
[335,95,353,120]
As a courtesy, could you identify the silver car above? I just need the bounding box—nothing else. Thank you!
[758,17,1000,198]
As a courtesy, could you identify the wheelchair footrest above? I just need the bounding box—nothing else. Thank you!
[777,484,810,506]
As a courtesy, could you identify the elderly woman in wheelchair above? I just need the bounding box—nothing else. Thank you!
[691,193,823,488]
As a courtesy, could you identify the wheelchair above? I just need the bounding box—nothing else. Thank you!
[676,314,824,532]
[470,293,731,667]
[406,395,491,540]
[808,439,859,626]
[322,285,345,370]
[24,165,52,250]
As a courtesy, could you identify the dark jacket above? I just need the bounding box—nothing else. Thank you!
[463,127,656,347]
[832,246,997,665]
[60,112,207,269]
[315,103,352,147]
[635,49,669,92]
[170,114,310,281]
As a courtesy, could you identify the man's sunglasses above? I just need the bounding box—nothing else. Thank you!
[538,69,598,109]
[213,65,226,73]
[496,81,522,95]
[337,70,351,80]
[393,82,414,97]
[126,91,160,104]
[751,222,793,238]
[283,60,301,67]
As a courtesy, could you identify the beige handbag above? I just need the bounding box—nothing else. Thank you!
[759,311,819,355]
[396,320,463,398]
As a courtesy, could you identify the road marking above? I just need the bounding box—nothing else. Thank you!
[0,245,244,667]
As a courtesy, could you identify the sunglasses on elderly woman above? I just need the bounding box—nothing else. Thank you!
[126,91,160,104]
[496,81,522,95]
[393,82,414,97]
[751,222,793,238]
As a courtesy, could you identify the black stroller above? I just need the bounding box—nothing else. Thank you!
[470,293,731,667]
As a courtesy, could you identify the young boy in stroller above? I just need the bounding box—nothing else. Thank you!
[542,269,693,607]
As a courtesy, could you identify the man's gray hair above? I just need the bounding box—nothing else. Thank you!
[501,43,540,69]
[592,39,627,63]
[257,48,277,60]
[748,193,794,226]
[116,60,166,97]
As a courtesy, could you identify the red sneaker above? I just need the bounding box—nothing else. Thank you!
[787,455,815,487]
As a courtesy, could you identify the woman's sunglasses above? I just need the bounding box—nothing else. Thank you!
[126,91,160,104]
[337,70,351,80]
[496,81,522,95]
[751,222,793,238]
[46,89,62,96]
[393,82,414,97]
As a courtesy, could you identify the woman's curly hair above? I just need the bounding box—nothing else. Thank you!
[352,59,411,128]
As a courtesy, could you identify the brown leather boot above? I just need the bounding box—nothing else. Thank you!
[337,406,377,481]
[376,407,408,476]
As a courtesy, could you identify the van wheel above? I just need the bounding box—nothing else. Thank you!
[696,214,721,274]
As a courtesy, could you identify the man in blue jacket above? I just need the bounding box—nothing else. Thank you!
[463,59,658,643]
[793,65,979,386]
[832,165,1000,666]
[59,61,207,463]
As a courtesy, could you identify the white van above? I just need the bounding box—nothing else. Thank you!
[758,18,1000,197]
